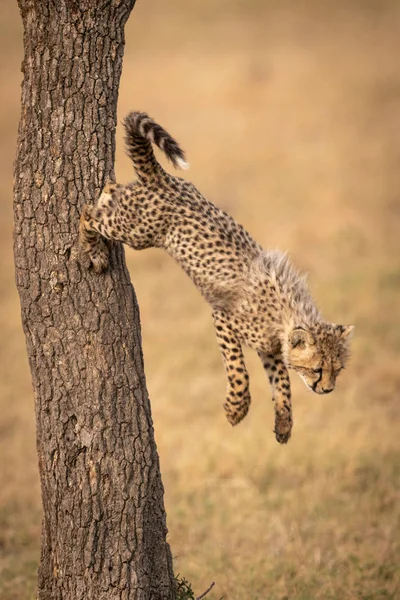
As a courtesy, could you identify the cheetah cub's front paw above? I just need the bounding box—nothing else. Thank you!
[224,395,251,426]
[274,410,293,444]
[79,205,110,273]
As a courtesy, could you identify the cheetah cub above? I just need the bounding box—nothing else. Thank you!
[80,112,353,444]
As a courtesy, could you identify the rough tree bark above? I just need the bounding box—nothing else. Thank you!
[13,1,175,598]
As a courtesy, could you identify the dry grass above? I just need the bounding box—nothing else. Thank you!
[1,1,400,598]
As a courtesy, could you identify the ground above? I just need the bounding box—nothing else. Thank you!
[1,1,399,599]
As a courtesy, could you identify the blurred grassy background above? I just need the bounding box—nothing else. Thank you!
[1,1,400,598]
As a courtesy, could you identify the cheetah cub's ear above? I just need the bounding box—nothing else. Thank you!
[289,327,315,349]
[338,325,355,340]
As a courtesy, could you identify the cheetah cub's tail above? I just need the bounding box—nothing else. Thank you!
[123,111,189,180]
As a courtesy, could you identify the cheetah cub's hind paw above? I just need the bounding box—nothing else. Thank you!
[79,204,110,273]
[87,237,110,274]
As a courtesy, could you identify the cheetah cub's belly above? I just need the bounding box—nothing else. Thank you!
[79,111,354,444]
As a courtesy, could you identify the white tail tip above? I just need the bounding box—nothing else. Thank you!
[175,156,190,170]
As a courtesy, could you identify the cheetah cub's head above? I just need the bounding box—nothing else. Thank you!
[286,323,354,394]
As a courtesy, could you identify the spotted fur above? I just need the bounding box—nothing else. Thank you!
[79,111,354,444]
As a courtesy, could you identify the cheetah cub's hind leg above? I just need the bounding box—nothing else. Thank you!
[258,350,293,444]
[79,203,110,273]
[213,310,251,425]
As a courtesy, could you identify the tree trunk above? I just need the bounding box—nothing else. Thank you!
[13,1,175,598]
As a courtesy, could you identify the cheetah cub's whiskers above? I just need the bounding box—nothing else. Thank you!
[79,111,354,444]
